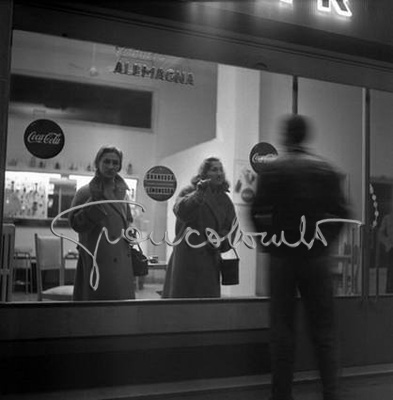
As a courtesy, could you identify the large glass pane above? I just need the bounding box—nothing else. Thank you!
[5,31,217,302]
[5,30,297,302]
[298,78,363,296]
[370,89,393,296]
[255,71,293,297]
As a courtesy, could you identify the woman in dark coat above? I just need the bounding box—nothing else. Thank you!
[163,157,237,298]
[69,146,135,301]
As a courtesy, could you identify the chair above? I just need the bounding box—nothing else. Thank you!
[34,234,74,301]
[0,224,15,302]
[13,247,33,294]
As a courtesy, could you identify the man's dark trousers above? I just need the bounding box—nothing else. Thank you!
[269,253,339,400]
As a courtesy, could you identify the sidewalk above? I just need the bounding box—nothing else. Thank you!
[2,365,393,399]
[292,373,393,400]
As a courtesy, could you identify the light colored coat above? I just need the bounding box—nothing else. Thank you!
[163,185,236,298]
[69,175,135,301]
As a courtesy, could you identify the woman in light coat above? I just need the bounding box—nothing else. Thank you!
[163,157,237,298]
[69,146,135,301]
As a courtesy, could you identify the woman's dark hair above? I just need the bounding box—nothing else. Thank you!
[191,156,230,191]
[94,145,123,173]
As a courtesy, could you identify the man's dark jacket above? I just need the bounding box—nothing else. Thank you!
[250,149,350,257]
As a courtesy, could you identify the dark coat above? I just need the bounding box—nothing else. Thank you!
[163,184,237,298]
[69,174,135,301]
[250,149,350,257]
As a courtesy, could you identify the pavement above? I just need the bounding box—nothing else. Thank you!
[292,373,393,399]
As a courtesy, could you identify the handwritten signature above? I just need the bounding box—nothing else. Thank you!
[51,200,363,290]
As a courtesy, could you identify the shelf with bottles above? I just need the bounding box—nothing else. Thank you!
[7,157,136,177]
[3,169,139,220]
[4,171,51,219]
[7,156,94,175]
[6,165,138,181]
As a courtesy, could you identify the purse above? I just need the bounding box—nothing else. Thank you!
[130,244,149,277]
[220,248,239,285]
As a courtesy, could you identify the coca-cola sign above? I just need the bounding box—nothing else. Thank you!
[24,119,65,159]
[249,142,278,173]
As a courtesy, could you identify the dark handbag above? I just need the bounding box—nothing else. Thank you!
[130,244,149,277]
[220,248,239,285]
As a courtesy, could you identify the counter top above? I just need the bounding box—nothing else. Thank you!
[4,218,70,228]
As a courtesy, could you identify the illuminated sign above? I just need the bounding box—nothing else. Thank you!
[113,62,195,85]
[280,0,352,18]
[114,47,195,85]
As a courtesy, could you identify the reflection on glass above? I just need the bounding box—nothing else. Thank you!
[7,30,258,302]
[298,78,363,297]
[3,29,368,303]
[370,90,393,296]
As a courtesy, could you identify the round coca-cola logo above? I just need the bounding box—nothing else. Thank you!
[249,142,278,173]
[24,119,65,159]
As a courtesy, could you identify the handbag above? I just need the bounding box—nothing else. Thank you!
[220,248,239,285]
[130,244,149,277]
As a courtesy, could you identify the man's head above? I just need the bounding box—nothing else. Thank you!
[281,114,311,148]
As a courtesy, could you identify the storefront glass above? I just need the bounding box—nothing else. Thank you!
[298,78,364,296]
[370,89,393,296]
[2,29,370,303]
[6,30,260,302]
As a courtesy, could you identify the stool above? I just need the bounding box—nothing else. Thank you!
[13,248,33,294]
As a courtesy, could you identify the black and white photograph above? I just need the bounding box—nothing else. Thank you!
[1,1,393,399]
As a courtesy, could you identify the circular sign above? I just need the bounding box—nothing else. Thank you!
[249,142,278,173]
[143,165,177,202]
[240,187,255,204]
[24,119,65,159]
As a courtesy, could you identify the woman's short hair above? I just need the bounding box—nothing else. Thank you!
[94,145,123,172]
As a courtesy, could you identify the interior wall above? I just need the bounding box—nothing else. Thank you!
[259,71,293,151]
[10,31,218,160]
[155,61,218,159]
[7,114,156,178]
[298,79,363,221]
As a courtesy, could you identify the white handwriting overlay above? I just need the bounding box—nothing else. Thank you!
[51,200,363,290]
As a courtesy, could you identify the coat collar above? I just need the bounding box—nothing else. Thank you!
[89,173,129,197]
[89,174,130,225]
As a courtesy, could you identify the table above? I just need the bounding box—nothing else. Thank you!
[137,262,167,290]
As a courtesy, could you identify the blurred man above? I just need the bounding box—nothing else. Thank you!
[251,114,349,400]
